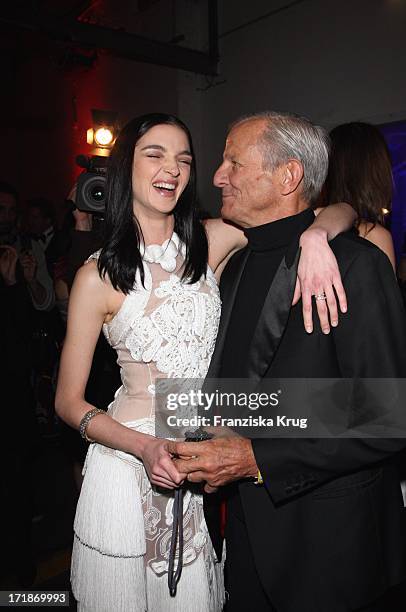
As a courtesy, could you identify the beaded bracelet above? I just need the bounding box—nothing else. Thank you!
[79,408,105,442]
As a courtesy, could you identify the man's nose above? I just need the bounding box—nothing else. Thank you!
[213,163,228,188]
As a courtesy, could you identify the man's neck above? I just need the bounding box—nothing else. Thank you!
[244,199,309,229]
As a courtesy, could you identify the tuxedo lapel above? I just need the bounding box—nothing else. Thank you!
[245,248,300,382]
[203,248,250,562]
[206,248,250,379]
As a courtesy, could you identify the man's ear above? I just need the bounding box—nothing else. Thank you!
[280,159,304,195]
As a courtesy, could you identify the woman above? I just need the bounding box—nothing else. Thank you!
[325,121,396,269]
[56,113,354,611]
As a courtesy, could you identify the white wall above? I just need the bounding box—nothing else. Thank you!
[178,0,406,213]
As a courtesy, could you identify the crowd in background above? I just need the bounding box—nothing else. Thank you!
[0,182,120,586]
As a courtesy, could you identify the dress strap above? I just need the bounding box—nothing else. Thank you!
[85,249,101,264]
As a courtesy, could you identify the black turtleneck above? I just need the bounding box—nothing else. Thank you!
[220,208,315,378]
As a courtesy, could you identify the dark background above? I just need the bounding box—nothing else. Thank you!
[1,0,405,242]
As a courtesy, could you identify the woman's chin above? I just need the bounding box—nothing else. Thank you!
[133,201,178,219]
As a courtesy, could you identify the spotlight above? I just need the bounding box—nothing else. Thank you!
[87,109,118,150]
[94,127,114,146]
[382,208,390,215]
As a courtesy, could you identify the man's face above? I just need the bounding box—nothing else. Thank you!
[0,192,17,234]
[213,119,277,228]
[26,207,51,237]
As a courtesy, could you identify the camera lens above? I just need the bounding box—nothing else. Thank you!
[76,169,107,213]
[91,185,105,202]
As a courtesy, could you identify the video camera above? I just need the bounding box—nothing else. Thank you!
[75,155,108,214]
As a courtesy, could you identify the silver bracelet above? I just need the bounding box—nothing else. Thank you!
[79,408,105,442]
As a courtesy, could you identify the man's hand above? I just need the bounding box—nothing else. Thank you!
[20,250,38,283]
[294,227,347,334]
[73,208,92,232]
[168,437,258,493]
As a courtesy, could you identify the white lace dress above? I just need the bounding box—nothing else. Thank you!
[71,234,224,611]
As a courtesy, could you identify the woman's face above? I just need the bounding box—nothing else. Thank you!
[132,123,192,219]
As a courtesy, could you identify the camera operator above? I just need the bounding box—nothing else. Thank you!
[65,185,101,289]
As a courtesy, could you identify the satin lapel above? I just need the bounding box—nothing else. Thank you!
[206,248,250,379]
[246,248,300,382]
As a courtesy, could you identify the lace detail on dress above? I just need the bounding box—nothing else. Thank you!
[125,271,220,379]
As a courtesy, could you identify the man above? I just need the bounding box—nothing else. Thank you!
[0,183,54,311]
[25,197,56,274]
[169,113,406,611]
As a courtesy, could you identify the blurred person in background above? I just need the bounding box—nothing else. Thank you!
[25,197,56,273]
[324,122,396,269]
[0,181,55,311]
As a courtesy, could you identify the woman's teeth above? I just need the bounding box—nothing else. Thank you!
[153,182,176,191]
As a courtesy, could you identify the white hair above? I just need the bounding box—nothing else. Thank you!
[231,111,330,204]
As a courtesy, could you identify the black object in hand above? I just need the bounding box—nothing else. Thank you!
[184,428,213,443]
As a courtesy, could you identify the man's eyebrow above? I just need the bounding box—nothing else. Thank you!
[140,144,192,156]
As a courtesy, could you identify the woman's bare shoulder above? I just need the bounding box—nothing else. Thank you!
[72,259,121,313]
[358,222,395,269]
[75,258,106,291]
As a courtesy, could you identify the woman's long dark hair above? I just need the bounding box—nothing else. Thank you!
[325,122,393,229]
[98,113,208,293]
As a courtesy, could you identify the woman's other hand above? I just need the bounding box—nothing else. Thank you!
[141,437,186,490]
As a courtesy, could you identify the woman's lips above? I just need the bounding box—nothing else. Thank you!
[153,187,176,197]
[152,181,177,197]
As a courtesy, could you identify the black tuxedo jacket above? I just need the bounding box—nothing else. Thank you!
[205,231,406,612]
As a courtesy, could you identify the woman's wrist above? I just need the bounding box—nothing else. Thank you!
[300,226,329,248]
[132,431,155,460]
[76,406,155,459]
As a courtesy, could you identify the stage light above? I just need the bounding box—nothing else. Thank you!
[87,109,118,150]
[382,208,390,215]
[94,127,114,146]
